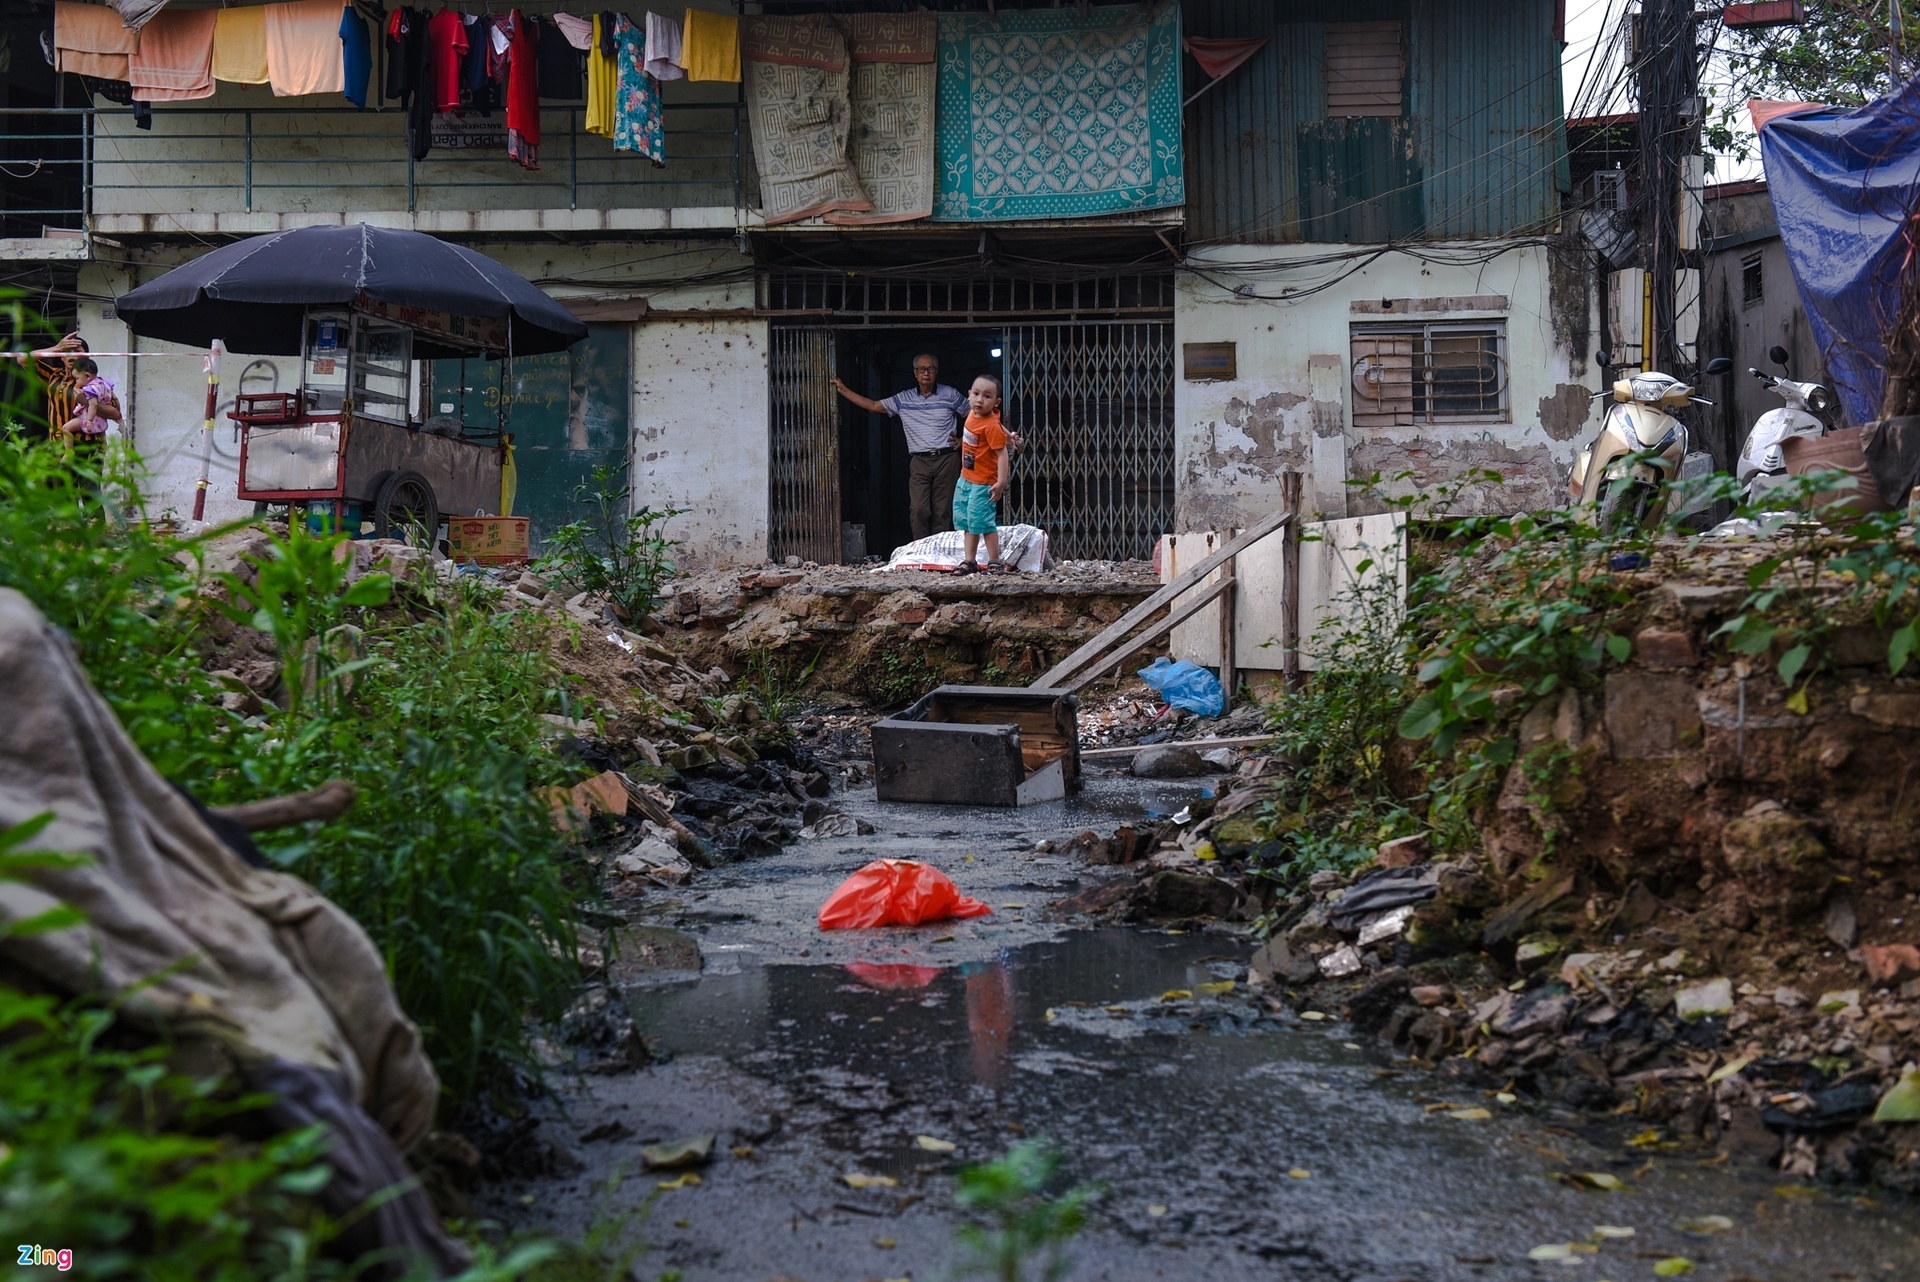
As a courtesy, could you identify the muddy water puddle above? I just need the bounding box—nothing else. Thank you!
[493,926,1920,1282]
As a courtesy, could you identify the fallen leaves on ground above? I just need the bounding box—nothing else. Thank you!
[1652,1257,1695,1276]
[657,1173,701,1190]
[843,1173,898,1189]
[641,1134,715,1170]
[1675,1214,1733,1235]
[914,1135,956,1153]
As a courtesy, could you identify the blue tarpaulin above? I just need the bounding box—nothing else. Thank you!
[1759,82,1920,425]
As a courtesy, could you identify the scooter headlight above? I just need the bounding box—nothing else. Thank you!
[1807,386,1833,415]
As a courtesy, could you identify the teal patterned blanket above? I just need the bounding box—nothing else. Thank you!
[934,3,1183,222]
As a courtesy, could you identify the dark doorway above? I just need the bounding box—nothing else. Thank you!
[835,329,1004,560]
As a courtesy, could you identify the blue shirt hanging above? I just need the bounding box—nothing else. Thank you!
[340,4,372,109]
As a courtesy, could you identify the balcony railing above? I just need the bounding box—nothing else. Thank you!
[0,102,743,233]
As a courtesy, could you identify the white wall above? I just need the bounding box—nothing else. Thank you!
[633,319,769,570]
[1175,241,1599,529]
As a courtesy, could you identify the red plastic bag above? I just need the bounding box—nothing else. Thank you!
[817,859,994,930]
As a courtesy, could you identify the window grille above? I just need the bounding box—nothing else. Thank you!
[1741,253,1764,306]
[1350,322,1509,427]
[1325,22,1404,118]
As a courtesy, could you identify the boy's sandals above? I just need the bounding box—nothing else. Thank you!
[985,560,1014,574]
[952,560,978,575]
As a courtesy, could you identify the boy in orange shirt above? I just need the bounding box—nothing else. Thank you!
[953,374,1010,573]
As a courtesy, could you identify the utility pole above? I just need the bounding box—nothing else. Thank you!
[1631,0,1704,374]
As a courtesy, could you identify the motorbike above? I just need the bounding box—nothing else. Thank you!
[1568,350,1732,530]
[1735,343,1836,504]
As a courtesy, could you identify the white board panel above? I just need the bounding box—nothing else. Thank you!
[1159,513,1407,674]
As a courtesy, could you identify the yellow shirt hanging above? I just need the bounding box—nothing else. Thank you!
[585,14,617,137]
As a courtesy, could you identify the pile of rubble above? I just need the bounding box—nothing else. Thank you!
[1040,611,1920,1191]
[649,557,1162,699]
[193,529,861,892]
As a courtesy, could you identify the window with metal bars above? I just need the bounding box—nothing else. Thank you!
[1349,322,1509,427]
[1741,253,1764,306]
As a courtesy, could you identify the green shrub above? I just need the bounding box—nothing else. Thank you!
[953,1141,1096,1282]
[534,464,682,623]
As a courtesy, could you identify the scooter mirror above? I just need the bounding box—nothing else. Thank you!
[1704,356,1733,376]
[1768,345,1790,367]
[1595,350,1612,368]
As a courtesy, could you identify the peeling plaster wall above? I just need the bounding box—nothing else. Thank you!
[88,239,764,562]
[633,318,769,570]
[1175,241,1599,529]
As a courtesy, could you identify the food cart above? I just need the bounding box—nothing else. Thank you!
[112,223,588,542]
[232,305,513,541]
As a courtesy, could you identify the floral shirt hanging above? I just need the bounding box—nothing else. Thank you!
[612,14,663,165]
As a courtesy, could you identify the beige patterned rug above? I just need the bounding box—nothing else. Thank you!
[826,13,936,225]
[742,15,872,226]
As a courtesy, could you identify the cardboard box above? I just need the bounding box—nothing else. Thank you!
[449,516,531,564]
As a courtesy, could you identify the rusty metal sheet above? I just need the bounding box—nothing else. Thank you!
[341,418,502,515]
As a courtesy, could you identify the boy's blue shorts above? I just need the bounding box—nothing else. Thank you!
[952,478,998,535]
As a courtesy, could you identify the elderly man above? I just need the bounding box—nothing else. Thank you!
[832,355,968,542]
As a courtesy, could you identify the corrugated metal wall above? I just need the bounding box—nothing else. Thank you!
[1184,0,1566,244]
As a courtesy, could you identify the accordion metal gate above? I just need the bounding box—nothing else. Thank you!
[767,326,840,565]
[1002,322,1174,562]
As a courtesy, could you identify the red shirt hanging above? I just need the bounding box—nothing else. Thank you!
[425,8,468,112]
[502,9,541,169]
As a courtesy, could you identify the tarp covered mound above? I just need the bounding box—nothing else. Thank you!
[0,588,463,1275]
[1758,79,1920,425]
[875,523,1051,573]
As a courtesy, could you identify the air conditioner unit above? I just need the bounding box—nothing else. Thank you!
[1584,208,1639,267]
[1579,169,1628,211]
[1609,268,1646,368]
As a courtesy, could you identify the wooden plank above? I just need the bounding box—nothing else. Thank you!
[1078,733,1273,760]
[1035,501,1296,689]
[1218,551,1237,712]
[1281,473,1302,691]
[1057,575,1236,695]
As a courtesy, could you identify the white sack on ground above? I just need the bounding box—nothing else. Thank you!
[876,524,1051,573]
[0,587,438,1152]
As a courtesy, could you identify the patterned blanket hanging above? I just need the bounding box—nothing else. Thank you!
[934,2,1185,222]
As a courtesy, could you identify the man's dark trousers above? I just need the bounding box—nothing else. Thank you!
[908,449,961,540]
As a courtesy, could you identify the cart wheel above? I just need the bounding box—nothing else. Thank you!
[371,469,439,546]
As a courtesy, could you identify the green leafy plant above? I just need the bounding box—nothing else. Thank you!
[953,1141,1097,1282]
[535,464,683,623]
[740,644,819,724]
[214,524,392,716]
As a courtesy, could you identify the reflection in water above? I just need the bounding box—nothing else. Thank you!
[964,962,1014,1088]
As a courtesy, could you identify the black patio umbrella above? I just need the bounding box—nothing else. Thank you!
[113,224,588,358]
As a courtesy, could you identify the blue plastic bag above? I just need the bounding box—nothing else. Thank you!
[1137,656,1224,718]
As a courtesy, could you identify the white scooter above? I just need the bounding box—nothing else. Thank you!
[1735,344,1837,504]
[1569,350,1730,531]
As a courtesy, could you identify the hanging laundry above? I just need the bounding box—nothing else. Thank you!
[612,15,664,164]
[213,5,270,85]
[52,2,140,81]
[83,75,153,129]
[679,8,739,83]
[266,0,348,97]
[386,7,433,159]
[463,13,497,111]
[100,0,171,33]
[585,13,617,138]
[501,9,541,171]
[129,7,217,102]
[551,11,594,52]
[426,6,468,112]
[340,4,373,109]
[538,16,584,99]
[645,12,684,82]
